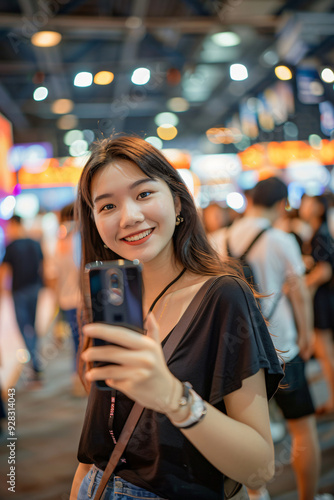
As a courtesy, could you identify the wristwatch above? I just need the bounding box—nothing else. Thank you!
[172,382,207,429]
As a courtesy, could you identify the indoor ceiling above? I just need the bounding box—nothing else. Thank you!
[1,0,334,158]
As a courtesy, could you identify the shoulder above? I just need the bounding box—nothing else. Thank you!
[267,228,301,253]
[208,274,254,309]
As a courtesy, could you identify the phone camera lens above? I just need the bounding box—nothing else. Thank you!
[110,273,119,289]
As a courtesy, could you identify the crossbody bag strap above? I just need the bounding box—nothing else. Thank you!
[93,275,220,500]
[239,227,270,260]
[93,402,144,500]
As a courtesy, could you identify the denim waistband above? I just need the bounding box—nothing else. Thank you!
[86,465,167,499]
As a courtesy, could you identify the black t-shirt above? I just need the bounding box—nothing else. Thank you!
[311,222,334,289]
[77,276,283,499]
[3,238,43,291]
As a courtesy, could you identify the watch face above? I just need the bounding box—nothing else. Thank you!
[190,390,206,419]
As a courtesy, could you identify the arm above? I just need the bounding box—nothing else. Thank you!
[0,262,12,302]
[82,316,274,489]
[166,370,274,489]
[305,261,332,292]
[283,274,314,360]
[70,462,92,500]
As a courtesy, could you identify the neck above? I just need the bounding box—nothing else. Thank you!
[247,206,276,224]
[141,249,184,315]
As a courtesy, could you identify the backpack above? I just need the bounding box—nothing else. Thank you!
[225,227,269,290]
[226,226,282,321]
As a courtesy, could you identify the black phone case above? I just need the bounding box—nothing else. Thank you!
[85,259,144,390]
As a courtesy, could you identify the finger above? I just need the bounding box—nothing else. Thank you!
[82,345,152,367]
[86,364,146,384]
[83,323,148,349]
[144,313,160,343]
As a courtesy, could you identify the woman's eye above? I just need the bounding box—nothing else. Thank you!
[101,203,115,211]
[138,191,151,199]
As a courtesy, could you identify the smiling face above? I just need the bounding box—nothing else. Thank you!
[91,159,181,265]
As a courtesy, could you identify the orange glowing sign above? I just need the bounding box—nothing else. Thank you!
[18,159,83,187]
[0,113,15,192]
[238,140,334,170]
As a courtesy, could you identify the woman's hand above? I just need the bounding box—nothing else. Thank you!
[81,314,180,413]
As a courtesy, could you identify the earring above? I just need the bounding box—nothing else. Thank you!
[175,214,184,226]
[103,244,109,249]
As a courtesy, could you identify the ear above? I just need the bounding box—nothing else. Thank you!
[174,195,182,215]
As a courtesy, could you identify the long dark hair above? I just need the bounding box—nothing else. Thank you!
[75,135,246,384]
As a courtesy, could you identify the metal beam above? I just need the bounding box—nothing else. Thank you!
[0,13,280,32]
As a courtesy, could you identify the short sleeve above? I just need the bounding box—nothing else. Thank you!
[311,226,334,265]
[208,277,284,405]
[275,232,305,278]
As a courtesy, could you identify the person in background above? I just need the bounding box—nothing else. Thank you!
[0,215,44,385]
[299,194,334,415]
[201,202,226,234]
[210,177,328,500]
[52,202,84,397]
[70,136,283,500]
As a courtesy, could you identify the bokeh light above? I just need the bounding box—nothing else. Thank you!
[94,71,114,85]
[31,31,62,47]
[145,136,163,149]
[51,99,74,114]
[33,86,48,101]
[157,125,178,140]
[275,65,292,80]
[131,68,150,85]
[74,72,93,87]
[230,64,248,81]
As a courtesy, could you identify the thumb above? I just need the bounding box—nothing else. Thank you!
[144,312,160,343]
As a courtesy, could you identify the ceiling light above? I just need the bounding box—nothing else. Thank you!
[167,97,189,112]
[74,72,93,87]
[211,31,241,47]
[64,130,83,146]
[157,125,178,141]
[261,49,279,67]
[31,31,62,47]
[51,99,74,114]
[145,136,163,149]
[155,112,179,127]
[226,192,245,210]
[0,196,16,220]
[69,139,88,157]
[83,129,95,144]
[94,71,114,85]
[321,68,334,83]
[230,64,248,81]
[131,67,150,85]
[57,114,78,130]
[275,65,292,80]
[33,86,48,101]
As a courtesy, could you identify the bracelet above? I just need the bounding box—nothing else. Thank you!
[169,383,207,429]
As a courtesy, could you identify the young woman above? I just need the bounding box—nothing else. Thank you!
[299,194,334,414]
[70,136,283,500]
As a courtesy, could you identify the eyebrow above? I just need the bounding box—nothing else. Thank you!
[93,178,157,205]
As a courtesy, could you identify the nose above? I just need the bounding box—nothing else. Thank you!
[119,199,145,228]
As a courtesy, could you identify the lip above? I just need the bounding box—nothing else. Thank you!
[121,228,154,239]
[121,228,155,246]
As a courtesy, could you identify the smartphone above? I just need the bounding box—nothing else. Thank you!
[85,259,144,389]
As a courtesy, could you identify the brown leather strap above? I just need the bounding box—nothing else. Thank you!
[93,402,144,499]
[93,275,222,500]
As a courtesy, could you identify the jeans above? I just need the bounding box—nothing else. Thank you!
[13,284,42,374]
[78,465,167,500]
[61,308,79,371]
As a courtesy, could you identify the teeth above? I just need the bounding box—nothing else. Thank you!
[124,229,152,242]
